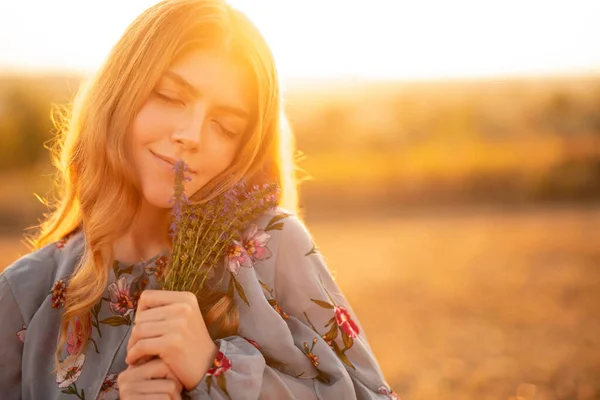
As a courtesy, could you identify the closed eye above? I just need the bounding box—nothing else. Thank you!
[153,90,185,107]
[213,120,237,138]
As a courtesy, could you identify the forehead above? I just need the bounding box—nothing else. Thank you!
[163,49,254,114]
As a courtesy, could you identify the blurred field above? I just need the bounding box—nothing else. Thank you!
[3,204,599,399]
[2,71,600,399]
[312,205,600,400]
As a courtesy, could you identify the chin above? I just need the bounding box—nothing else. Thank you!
[142,184,175,209]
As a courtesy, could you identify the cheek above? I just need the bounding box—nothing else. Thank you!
[185,140,239,195]
[131,103,170,144]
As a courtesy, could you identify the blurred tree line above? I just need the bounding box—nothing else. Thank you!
[0,73,599,223]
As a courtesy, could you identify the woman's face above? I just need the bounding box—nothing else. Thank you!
[130,49,253,208]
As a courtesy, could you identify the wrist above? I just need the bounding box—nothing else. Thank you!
[186,342,219,391]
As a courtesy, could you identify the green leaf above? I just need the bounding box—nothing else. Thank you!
[331,340,356,369]
[227,276,235,297]
[310,299,334,309]
[265,222,284,231]
[258,280,272,294]
[265,213,291,231]
[323,322,338,341]
[99,316,129,327]
[304,243,318,256]
[233,278,250,306]
[116,264,134,279]
[217,374,231,400]
[90,337,100,354]
[112,261,119,279]
[341,329,354,351]
[81,388,85,400]
[316,370,331,384]
[303,311,319,333]
[206,376,212,394]
[265,356,290,373]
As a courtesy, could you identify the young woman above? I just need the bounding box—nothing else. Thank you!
[0,0,399,399]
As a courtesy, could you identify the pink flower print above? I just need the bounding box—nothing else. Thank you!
[242,224,272,261]
[56,231,75,249]
[243,337,260,350]
[107,276,134,317]
[56,353,85,388]
[67,317,86,355]
[206,351,232,377]
[378,386,400,400]
[334,306,359,338]
[16,325,26,343]
[226,240,253,274]
[145,255,169,280]
[269,299,290,319]
[50,279,67,309]
[98,373,119,399]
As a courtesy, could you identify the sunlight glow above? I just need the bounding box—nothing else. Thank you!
[0,0,599,79]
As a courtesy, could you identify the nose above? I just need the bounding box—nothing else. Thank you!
[171,107,206,151]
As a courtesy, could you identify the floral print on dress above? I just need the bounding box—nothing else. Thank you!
[242,224,272,262]
[378,386,401,400]
[206,351,232,400]
[56,353,86,398]
[258,280,290,319]
[305,276,361,370]
[56,230,77,249]
[144,255,169,280]
[67,315,99,354]
[67,318,85,355]
[16,325,26,343]
[334,305,359,338]
[269,298,290,319]
[50,279,67,309]
[303,337,320,367]
[226,240,253,275]
[107,276,134,317]
[243,337,260,349]
[98,373,119,400]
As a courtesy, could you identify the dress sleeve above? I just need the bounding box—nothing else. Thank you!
[0,273,25,400]
[183,214,399,400]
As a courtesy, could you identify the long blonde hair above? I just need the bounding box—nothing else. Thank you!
[25,0,299,369]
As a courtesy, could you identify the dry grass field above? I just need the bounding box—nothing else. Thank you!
[2,204,598,399]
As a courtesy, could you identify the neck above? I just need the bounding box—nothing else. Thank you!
[113,199,171,264]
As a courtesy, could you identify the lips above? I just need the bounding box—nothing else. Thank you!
[150,151,196,174]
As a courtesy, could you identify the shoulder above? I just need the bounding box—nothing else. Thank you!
[254,206,313,240]
[250,207,316,257]
[252,207,324,277]
[1,229,85,323]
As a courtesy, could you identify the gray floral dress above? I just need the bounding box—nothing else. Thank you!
[0,209,399,399]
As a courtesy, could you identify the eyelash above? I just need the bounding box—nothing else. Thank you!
[154,90,185,106]
[154,90,238,138]
[215,121,237,138]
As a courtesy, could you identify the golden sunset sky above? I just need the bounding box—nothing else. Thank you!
[0,0,599,79]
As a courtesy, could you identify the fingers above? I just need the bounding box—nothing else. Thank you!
[118,358,183,397]
[137,290,198,313]
[133,302,191,325]
[118,379,181,400]
[127,334,181,366]
[136,379,181,396]
[128,318,187,353]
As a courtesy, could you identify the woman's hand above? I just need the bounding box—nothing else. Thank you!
[117,357,183,399]
[126,290,219,391]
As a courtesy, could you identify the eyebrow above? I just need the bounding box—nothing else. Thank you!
[162,70,250,120]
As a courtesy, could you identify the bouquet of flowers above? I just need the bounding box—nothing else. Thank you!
[159,160,280,303]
